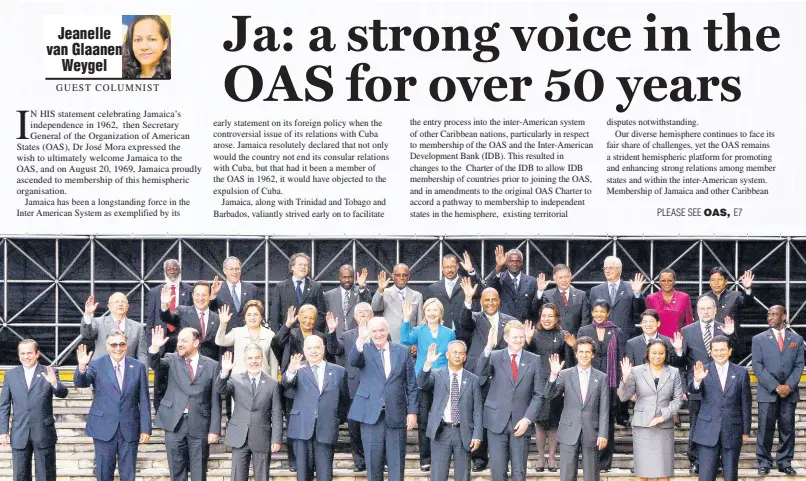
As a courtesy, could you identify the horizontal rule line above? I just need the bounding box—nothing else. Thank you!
[44,78,166,81]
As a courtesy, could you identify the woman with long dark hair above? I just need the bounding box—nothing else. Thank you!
[123,15,171,79]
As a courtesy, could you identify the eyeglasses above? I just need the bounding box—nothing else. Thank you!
[603,266,618,271]
[107,342,127,348]
[224,267,242,272]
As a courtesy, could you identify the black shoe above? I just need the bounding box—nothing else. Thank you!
[779,467,798,475]
[690,465,699,474]
[758,468,770,475]
[618,420,631,428]
[420,464,430,472]
[354,465,366,472]
[535,466,545,473]
[472,461,487,472]
[716,466,723,475]
[289,466,297,473]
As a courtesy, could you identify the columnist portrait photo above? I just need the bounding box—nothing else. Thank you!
[122,15,171,79]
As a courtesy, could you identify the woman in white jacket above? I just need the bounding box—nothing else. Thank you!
[216,300,278,378]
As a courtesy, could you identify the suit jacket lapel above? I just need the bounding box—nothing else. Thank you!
[104,357,122,393]
[122,357,136,394]
[513,354,529,388]
[193,358,205,384]
[27,365,44,394]
[655,366,671,393]
[449,278,462,299]
[569,369,584,405]
[320,364,334,394]
[301,280,313,304]
[640,366,656,392]
[502,351,516,385]
[723,364,738,395]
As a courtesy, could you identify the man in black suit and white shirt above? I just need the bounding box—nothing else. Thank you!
[161,281,222,362]
[324,265,372,334]
[149,326,221,481]
[0,339,68,481]
[484,246,538,321]
[269,253,327,331]
[210,256,260,330]
[533,264,591,335]
[425,252,483,332]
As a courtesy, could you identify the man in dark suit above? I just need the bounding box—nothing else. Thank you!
[324,264,372,334]
[484,246,537,321]
[546,338,609,481]
[0,339,68,481]
[283,336,349,481]
[690,336,752,481]
[81,292,148,364]
[703,267,754,324]
[589,256,645,333]
[325,302,377,471]
[751,305,804,475]
[149,326,222,481]
[161,281,222,362]
[73,331,151,481]
[417,341,482,481]
[147,259,193,414]
[347,317,418,481]
[625,310,683,367]
[674,296,737,474]
[216,346,282,481]
[269,252,327,331]
[210,256,260,329]
[533,264,591,335]
[456,280,515,471]
[477,320,544,481]
[425,252,483,331]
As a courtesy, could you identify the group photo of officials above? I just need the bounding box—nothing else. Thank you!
[0,247,804,481]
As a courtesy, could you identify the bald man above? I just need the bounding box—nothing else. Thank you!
[371,264,424,343]
[81,293,148,364]
[457,280,516,471]
[283,336,349,481]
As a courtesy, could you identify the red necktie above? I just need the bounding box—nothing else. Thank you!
[561,291,569,307]
[185,358,194,410]
[778,331,785,352]
[511,354,518,381]
[199,312,206,338]
[170,285,177,312]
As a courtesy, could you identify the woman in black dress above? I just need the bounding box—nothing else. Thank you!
[525,303,576,472]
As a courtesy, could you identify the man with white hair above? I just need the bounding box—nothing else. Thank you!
[348,317,418,481]
[589,256,646,333]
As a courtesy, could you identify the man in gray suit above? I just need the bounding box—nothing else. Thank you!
[546,337,610,481]
[0,339,68,481]
[476,320,544,481]
[149,326,221,481]
[371,264,423,343]
[215,346,282,481]
[283,336,349,481]
[324,265,372,334]
[82,292,148,364]
[417,341,482,481]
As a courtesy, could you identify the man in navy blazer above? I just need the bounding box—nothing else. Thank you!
[690,336,752,481]
[269,253,327,331]
[283,336,349,481]
[210,256,260,329]
[347,317,418,481]
[0,339,68,481]
[425,252,484,331]
[477,320,544,481]
[417,341,482,481]
[161,281,222,362]
[73,331,151,481]
[533,264,591,335]
[751,306,804,475]
[589,256,645,334]
[484,246,538,321]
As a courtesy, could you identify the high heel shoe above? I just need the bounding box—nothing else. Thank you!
[547,460,558,472]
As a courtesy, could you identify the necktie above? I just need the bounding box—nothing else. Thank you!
[343,290,350,315]
[380,348,389,378]
[169,285,177,312]
[609,283,617,304]
[446,280,455,297]
[312,364,320,392]
[580,369,588,403]
[398,290,405,304]
[561,291,569,307]
[115,318,122,331]
[778,330,785,352]
[450,373,460,423]
[185,359,194,410]
[512,275,519,292]
[296,280,303,303]
[231,285,241,312]
[199,312,206,338]
[510,354,518,381]
[703,322,713,358]
[488,316,497,343]
[115,363,123,390]
[251,377,257,397]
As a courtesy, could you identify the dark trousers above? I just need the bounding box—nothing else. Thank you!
[283,396,296,466]
[487,421,531,481]
[756,399,796,469]
[347,419,365,468]
[698,437,739,481]
[164,415,210,481]
[94,428,138,481]
[360,411,407,481]
[11,440,55,481]
[417,387,432,465]
[293,437,334,481]
[231,445,269,481]
[687,397,701,466]
[431,426,471,481]
[598,388,617,470]
[472,381,490,467]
